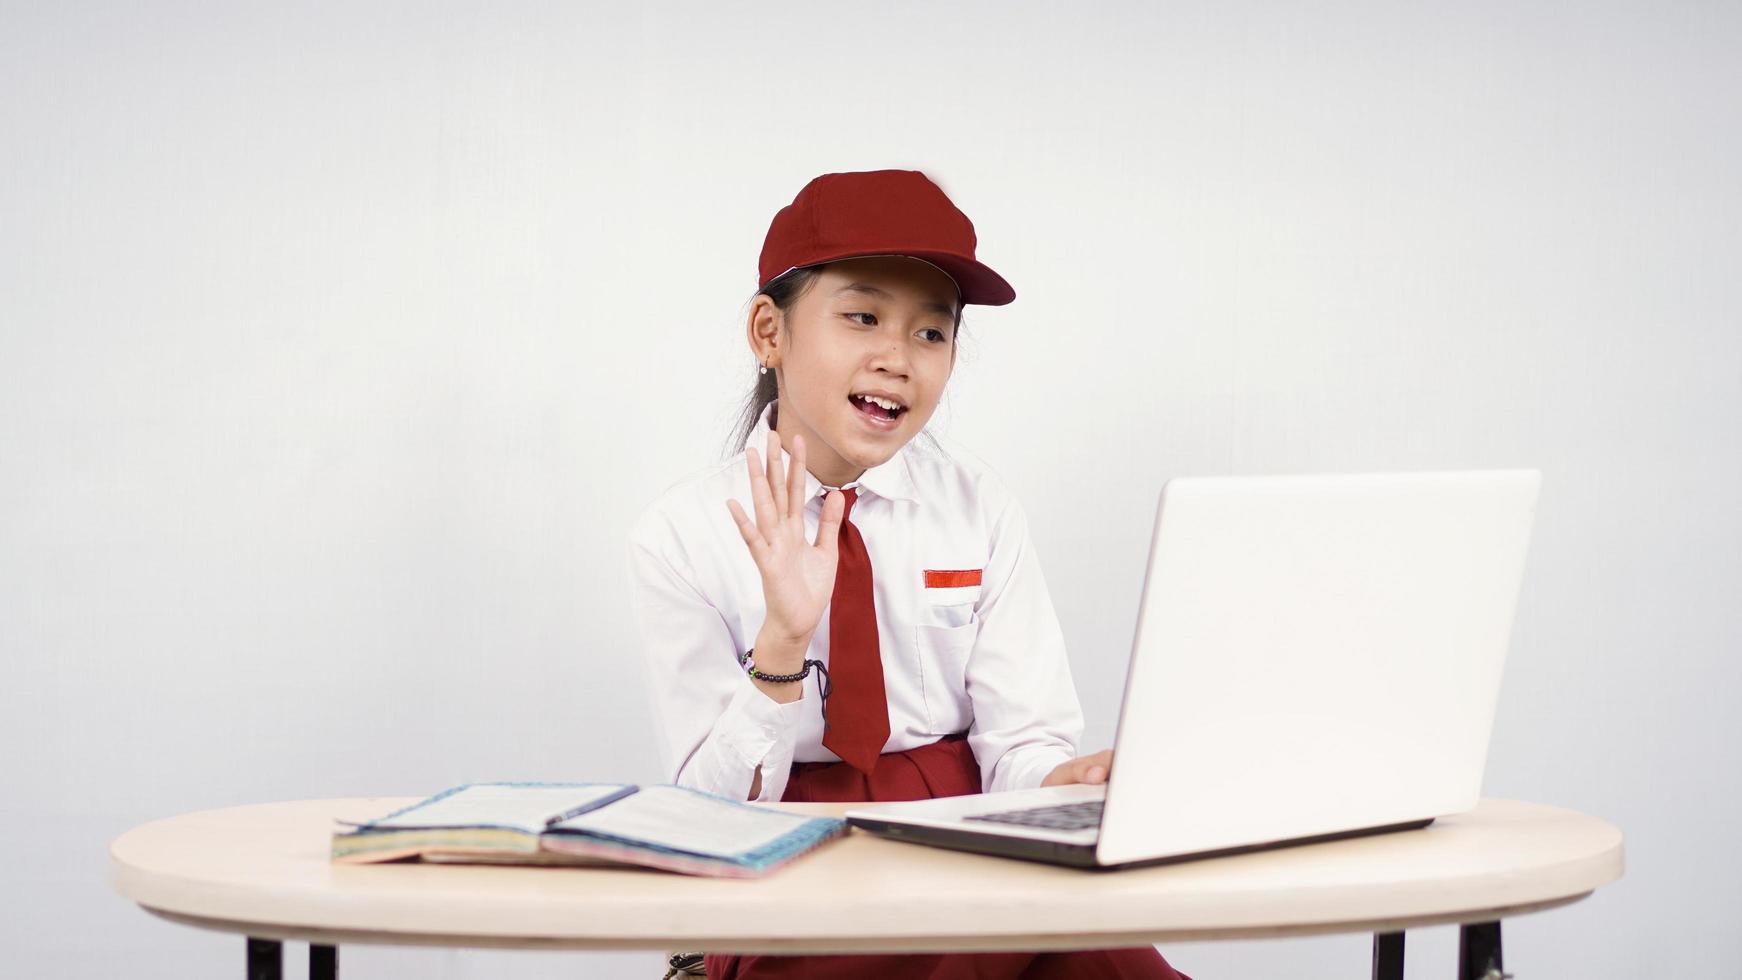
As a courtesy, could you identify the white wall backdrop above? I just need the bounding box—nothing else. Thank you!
[3,1,1737,977]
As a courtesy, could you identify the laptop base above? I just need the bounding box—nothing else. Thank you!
[848,815,1436,870]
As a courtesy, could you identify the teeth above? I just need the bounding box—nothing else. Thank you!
[857,394,902,412]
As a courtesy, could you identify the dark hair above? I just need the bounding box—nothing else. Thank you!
[727,265,966,458]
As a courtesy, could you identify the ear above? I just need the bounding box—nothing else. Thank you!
[747,295,784,368]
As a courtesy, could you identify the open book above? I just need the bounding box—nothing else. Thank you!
[331,782,847,878]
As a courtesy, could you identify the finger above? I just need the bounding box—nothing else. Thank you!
[1082,750,1113,779]
[814,488,844,553]
[725,499,768,559]
[746,447,777,538]
[786,432,807,521]
[766,430,788,520]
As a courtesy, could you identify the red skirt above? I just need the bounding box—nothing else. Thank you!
[705,735,1193,980]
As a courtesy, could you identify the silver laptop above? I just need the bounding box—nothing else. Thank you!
[846,468,1541,868]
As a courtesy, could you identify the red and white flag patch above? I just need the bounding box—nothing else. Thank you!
[924,569,983,589]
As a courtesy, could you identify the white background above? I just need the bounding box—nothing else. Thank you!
[3,1,1737,977]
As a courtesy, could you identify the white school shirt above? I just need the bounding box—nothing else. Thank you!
[626,400,1084,802]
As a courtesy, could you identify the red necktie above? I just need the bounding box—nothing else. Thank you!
[821,487,890,775]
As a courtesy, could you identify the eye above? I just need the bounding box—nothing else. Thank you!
[844,312,876,326]
[922,328,949,343]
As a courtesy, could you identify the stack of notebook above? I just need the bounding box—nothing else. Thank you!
[331,782,846,878]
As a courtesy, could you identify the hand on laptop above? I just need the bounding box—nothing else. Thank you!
[1041,749,1113,788]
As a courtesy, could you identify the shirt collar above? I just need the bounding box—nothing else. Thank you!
[746,399,918,504]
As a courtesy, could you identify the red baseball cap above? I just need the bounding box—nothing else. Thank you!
[757,169,1016,307]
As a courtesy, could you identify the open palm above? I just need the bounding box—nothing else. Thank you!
[725,430,847,648]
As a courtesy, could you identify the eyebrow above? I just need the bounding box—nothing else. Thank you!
[833,283,957,320]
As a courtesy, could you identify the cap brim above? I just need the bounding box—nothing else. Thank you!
[902,250,1016,307]
[786,249,1016,307]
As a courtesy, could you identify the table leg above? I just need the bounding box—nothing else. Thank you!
[1458,920,1506,980]
[246,938,281,980]
[310,944,338,980]
[1371,931,1404,980]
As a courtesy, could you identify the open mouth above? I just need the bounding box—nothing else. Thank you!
[849,393,907,424]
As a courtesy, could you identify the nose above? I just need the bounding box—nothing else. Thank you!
[866,329,911,378]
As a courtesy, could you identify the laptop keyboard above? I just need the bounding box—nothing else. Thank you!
[964,799,1104,831]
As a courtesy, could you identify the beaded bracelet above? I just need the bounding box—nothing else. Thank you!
[738,648,833,729]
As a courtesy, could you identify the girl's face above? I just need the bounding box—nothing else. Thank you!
[752,255,960,488]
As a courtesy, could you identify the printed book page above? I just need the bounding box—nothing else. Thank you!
[552,786,814,859]
[367,783,632,835]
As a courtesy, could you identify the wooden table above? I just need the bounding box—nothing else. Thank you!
[109,796,1623,979]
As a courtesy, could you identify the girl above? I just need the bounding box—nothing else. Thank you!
[628,169,1190,980]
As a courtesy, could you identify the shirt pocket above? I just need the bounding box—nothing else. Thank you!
[915,618,977,735]
[919,568,982,628]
